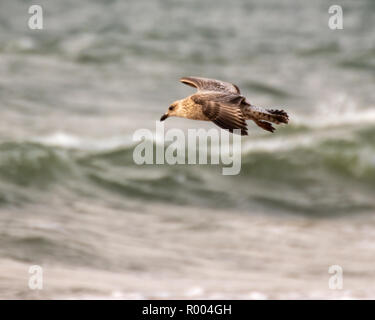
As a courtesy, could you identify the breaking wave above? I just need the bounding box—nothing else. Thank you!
[1,122,374,215]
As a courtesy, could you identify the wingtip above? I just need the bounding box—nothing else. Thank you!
[230,128,248,136]
[179,77,197,88]
[179,76,194,82]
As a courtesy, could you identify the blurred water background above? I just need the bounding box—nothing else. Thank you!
[0,0,375,299]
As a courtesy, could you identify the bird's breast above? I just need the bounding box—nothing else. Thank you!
[181,99,210,121]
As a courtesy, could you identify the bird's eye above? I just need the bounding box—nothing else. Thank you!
[169,106,175,111]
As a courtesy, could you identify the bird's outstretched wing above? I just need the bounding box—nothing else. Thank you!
[180,76,241,94]
[200,100,248,136]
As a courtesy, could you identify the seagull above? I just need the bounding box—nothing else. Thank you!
[160,76,289,135]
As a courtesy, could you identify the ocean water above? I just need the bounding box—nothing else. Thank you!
[0,0,375,299]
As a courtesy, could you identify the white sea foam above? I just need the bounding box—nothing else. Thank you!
[294,94,375,128]
[241,127,357,154]
[31,131,134,151]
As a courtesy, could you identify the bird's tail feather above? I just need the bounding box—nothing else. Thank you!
[245,105,289,133]
[254,120,275,133]
[247,106,289,124]
[266,108,289,124]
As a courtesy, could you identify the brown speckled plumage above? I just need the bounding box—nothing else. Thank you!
[160,76,289,135]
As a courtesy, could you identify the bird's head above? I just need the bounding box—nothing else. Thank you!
[160,100,184,121]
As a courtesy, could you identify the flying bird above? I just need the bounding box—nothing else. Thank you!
[160,76,289,135]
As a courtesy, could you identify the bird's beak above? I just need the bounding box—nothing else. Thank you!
[160,113,168,121]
